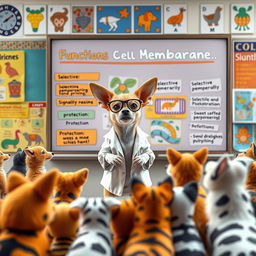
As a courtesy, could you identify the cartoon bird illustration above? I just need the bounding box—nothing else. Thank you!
[167,7,186,26]
[5,62,19,78]
[203,6,222,26]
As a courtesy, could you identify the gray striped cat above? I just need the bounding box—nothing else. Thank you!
[67,197,120,256]
[171,182,206,256]
[204,156,256,256]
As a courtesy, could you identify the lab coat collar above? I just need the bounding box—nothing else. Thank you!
[104,127,148,157]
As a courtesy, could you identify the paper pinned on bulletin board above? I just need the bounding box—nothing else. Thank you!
[0,102,47,152]
[0,51,24,102]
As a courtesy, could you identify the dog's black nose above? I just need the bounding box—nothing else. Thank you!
[121,109,130,115]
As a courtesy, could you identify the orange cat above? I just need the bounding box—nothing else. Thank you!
[0,151,10,198]
[52,168,89,204]
[0,169,58,256]
[111,198,136,256]
[48,203,80,256]
[166,147,208,246]
[24,146,54,181]
[237,142,256,159]
[123,177,174,256]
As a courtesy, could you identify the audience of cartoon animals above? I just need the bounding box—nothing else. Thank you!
[98,7,131,32]
[203,6,222,26]
[26,7,45,32]
[235,127,252,144]
[167,7,186,27]
[233,5,253,31]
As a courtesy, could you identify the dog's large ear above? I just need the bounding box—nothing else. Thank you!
[89,83,114,110]
[134,77,157,106]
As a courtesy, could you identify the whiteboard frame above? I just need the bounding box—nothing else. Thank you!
[47,34,232,156]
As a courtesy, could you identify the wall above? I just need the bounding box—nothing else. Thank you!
[2,0,252,196]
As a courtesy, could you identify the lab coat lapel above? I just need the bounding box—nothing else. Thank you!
[106,128,124,156]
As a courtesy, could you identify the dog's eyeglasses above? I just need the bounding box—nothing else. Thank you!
[108,99,143,113]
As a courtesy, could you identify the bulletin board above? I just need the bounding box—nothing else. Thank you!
[0,41,47,153]
[48,35,231,154]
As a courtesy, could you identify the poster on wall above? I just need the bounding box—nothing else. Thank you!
[233,41,256,89]
[133,5,162,34]
[96,5,132,34]
[24,5,47,35]
[233,89,256,123]
[48,5,71,34]
[164,4,187,34]
[0,51,24,102]
[72,6,95,33]
[49,36,229,153]
[0,102,47,152]
[200,4,224,34]
[233,123,255,152]
[231,4,254,34]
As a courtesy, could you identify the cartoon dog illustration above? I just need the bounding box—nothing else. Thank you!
[138,11,157,32]
[99,16,121,31]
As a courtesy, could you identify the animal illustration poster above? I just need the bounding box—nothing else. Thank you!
[0,51,24,103]
[24,5,46,35]
[96,5,132,34]
[108,76,138,94]
[134,5,162,34]
[164,4,187,34]
[72,6,94,33]
[231,4,254,34]
[200,4,224,34]
[233,89,256,123]
[48,5,71,34]
[233,124,254,151]
[150,119,181,145]
[0,102,46,152]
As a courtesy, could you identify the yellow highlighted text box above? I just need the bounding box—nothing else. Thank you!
[54,73,100,81]
[56,98,97,107]
[0,103,29,118]
[56,129,97,146]
[56,84,93,96]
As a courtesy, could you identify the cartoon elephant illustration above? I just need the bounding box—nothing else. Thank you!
[138,11,158,32]
[23,132,44,146]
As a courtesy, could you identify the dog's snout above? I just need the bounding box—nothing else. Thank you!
[121,109,130,115]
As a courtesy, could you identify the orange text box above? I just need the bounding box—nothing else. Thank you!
[56,84,93,96]
[56,129,97,146]
[56,98,97,107]
[234,52,256,88]
[54,73,100,81]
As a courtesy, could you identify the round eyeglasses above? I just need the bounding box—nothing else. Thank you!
[108,99,143,113]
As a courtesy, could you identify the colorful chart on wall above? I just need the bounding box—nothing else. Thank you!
[0,51,24,102]
[233,89,256,123]
[233,40,256,89]
[0,102,47,152]
[48,35,230,153]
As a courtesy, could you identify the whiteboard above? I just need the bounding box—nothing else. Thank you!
[48,35,231,154]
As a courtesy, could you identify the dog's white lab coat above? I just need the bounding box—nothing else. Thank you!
[98,127,155,196]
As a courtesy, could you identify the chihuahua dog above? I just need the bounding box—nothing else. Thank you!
[0,151,10,198]
[24,146,54,181]
[8,148,27,176]
[89,77,157,197]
